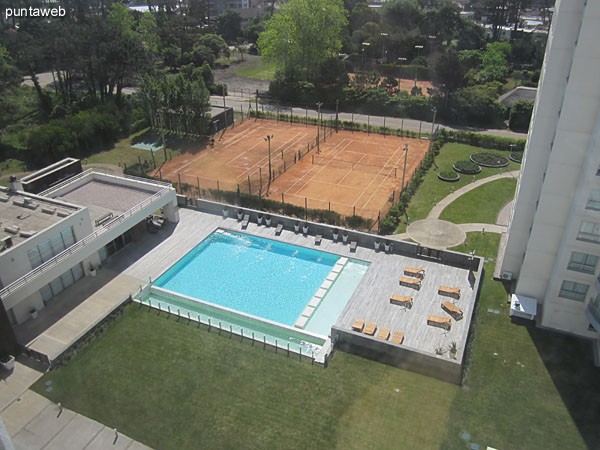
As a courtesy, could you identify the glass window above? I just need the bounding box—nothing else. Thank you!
[578,221,600,243]
[49,277,64,297]
[40,284,53,302]
[558,280,589,302]
[49,233,65,255]
[567,252,598,274]
[72,263,84,281]
[27,248,43,269]
[60,270,75,289]
[587,190,600,211]
[61,227,75,247]
[38,241,54,263]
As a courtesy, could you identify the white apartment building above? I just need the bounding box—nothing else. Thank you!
[500,0,600,360]
[0,169,178,326]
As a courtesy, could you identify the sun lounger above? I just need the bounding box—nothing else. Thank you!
[350,241,357,252]
[399,276,421,290]
[241,214,250,229]
[427,314,452,331]
[390,331,405,345]
[315,234,322,245]
[404,267,425,278]
[438,286,461,298]
[441,301,463,320]
[377,327,391,341]
[390,294,413,308]
[363,322,377,336]
[352,318,364,332]
[275,223,283,235]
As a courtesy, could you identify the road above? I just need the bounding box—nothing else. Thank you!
[216,94,527,139]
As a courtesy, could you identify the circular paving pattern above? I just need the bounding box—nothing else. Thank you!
[406,218,466,249]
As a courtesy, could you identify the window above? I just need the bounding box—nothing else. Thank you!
[578,221,600,243]
[558,280,589,302]
[567,252,598,274]
[587,190,600,211]
[27,248,43,269]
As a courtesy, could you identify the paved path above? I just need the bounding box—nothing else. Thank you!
[406,219,466,249]
[496,200,513,226]
[0,362,150,450]
[427,171,520,220]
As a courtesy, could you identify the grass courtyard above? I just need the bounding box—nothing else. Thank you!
[32,232,600,450]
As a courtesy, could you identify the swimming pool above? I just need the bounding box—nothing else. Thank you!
[156,229,341,325]
[151,229,368,343]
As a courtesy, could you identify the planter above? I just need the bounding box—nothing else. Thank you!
[222,207,228,219]
[470,152,509,168]
[237,210,244,221]
[449,351,457,360]
[257,214,264,225]
[302,224,309,234]
[332,230,339,241]
[30,309,38,320]
[0,355,15,371]
[384,242,391,253]
[89,268,97,277]
[374,241,381,251]
[438,172,460,182]
[294,222,300,233]
[342,233,349,244]
[265,216,272,226]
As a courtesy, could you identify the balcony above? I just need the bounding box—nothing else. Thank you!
[587,296,600,333]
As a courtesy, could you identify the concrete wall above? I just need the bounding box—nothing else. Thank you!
[179,196,481,272]
[21,158,82,194]
[331,326,463,385]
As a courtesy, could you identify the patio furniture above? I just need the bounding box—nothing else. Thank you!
[404,267,425,278]
[441,301,463,320]
[427,314,452,331]
[377,327,391,341]
[241,214,250,229]
[390,331,405,345]
[438,286,461,299]
[315,234,322,245]
[275,223,284,235]
[390,294,413,308]
[352,318,365,332]
[350,241,357,252]
[399,276,421,290]
[363,322,377,336]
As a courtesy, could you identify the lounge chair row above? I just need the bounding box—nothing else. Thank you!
[390,294,463,320]
[351,319,405,345]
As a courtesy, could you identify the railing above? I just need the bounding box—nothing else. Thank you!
[0,187,172,300]
[586,295,600,333]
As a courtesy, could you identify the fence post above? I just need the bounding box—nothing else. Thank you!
[247,175,251,195]
[197,176,200,194]
[178,173,182,193]
[305,197,308,220]
[368,115,370,135]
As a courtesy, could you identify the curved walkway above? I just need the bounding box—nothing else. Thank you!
[427,170,520,220]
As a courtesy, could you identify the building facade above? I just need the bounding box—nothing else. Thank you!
[500,0,600,358]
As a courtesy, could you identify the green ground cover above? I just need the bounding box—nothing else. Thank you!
[231,57,277,80]
[0,159,28,186]
[439,178,517,224]
[397,143,521,233]
[32,232,600,450]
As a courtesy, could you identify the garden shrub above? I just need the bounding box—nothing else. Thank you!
[438,170,460,181]
[509,152,523,163]
[470,152,509,167]
[453,160,481,174]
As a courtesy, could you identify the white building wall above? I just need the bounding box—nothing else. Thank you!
[500,0,600,340]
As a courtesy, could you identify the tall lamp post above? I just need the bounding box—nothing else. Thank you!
[361,42,370,70]
[430,107,437,137]
[414,44,424,85]
[380,33,388,63]
[401,143,409,192]
[316,102,323,153]
[265,135,274,182]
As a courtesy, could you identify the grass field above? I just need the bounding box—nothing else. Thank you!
[231,58,277,80]
[32,232,600,450]
[396,143,521,233]
[439,178,517,224]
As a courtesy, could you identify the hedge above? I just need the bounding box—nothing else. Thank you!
[438,128,526,151]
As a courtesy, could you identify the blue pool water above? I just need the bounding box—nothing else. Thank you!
[155,229,339,326]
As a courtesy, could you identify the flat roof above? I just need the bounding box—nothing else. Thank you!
[54,179,157,229]
[0,188,80,246]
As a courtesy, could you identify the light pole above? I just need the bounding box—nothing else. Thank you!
[430,107,437,137]
[414,44,424,85]
[401,143,409,192]
[264,135,274,182]
[380,33,388,63]
[361,42,370,70]
[316,102,323,153]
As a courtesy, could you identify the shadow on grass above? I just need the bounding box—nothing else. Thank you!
[526,322,600,449]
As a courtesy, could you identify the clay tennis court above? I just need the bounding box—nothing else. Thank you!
[153,118,429,220]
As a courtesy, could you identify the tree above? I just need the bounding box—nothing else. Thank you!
[0,45,20,92]
[509,99,533,131]
[258,0,348,81]
[216,10,243,44]
[434,50,465,96]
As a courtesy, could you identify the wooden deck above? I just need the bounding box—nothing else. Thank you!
[118,207,479,361]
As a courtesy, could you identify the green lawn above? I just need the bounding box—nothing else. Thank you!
[231,58,277,80]
[398,143,521,233]
[32,233,600,450]
[439,178,517,224]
